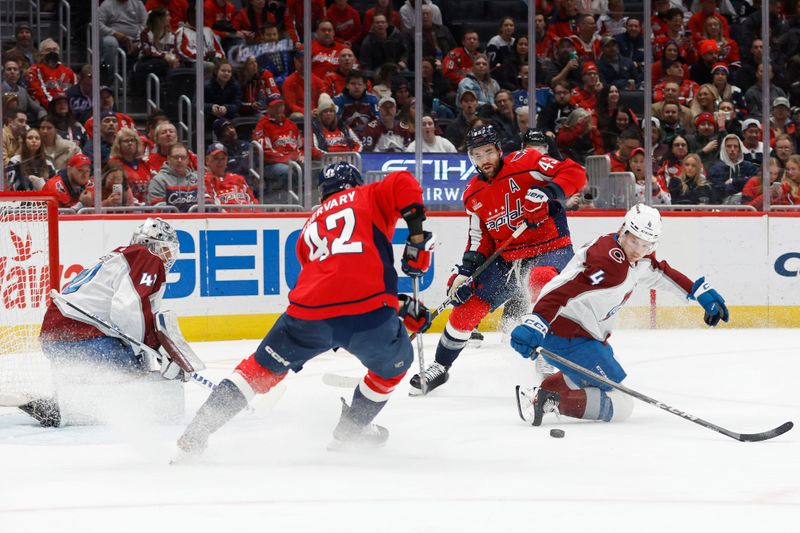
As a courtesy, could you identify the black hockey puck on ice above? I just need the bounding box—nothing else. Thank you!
[549,429,565,438]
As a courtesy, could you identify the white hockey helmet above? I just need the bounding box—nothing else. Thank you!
[131,217,179,269]
[621,204,662,244]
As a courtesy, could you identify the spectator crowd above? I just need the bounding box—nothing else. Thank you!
[3,0,800,211]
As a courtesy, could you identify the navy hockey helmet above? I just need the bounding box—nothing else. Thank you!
[523,128,548,147]
[465,124,500,153]
[318,161,364,199]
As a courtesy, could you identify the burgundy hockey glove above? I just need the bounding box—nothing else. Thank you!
[401,231,435,277]
[523,187,549,227]
[398,294,432,333]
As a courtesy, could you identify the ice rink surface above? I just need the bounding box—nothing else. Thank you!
[1,329,798,532]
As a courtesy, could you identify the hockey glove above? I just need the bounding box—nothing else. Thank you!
[401,231,435,277]
[446,267,475,305]
[522,187,550,228]
[398,294,432,333]
[689,277,729,327]
[510,313,550,358]
[158,351,184,380]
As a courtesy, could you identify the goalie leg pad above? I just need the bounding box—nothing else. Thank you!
[235,354,287,395]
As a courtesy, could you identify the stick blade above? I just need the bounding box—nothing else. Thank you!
[735,421,794,442]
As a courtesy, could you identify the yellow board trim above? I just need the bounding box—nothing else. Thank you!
[178,306,800,342]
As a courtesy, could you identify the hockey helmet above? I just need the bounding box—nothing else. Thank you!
[465,124,500,153]
[523,128,549,150]
[622,204,662,244]
[318,161,363,199]
[131,217,180,270]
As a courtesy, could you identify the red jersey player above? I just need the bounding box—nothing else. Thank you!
[22,218,182,427]
[409,125,587,395]
[176,162,435,457]
[511,204,729,426]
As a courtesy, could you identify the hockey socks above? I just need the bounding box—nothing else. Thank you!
[434,323,472,367]
[351,370,405,424]
[540,372,633,422]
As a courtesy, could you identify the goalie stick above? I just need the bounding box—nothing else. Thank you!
[537,347,794,442]
[322,224,530,389]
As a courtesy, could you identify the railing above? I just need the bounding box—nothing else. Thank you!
[288,161,303,206]
[319,151,362,173]
[28,0,41,44]
[114,47,128,113]
[768,206,800,212]
[248,140,265,203]
[86,22,91,61]
[58,0,70,66]
[146,73,160,115]
[177,95,192,144]
[76,204,180,214]
[188,203,305,213]
[654,205,758,212]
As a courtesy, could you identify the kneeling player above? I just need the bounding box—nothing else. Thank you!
[510,204,729,425]
[175,162,434,456]
[23,218,187,427]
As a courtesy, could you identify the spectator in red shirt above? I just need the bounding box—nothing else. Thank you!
[442,28,481,88]
[42,152,94,209]
[204,142,257,206]
[83,86,136,140]
[204,0,239,43]
[571,61,603,110]
[699,15,740,68]
[284,0,326,45]
[311,93,362,159]
[311,20,346,79]
[569,14,601,61]
[26,39,78,108]
[145,121,198,175]
[324,48,358,96]
[145,0,188,31]
[363,0,402,40]
[609,128,642,172]
[108,127,151,203]
[238,56,269,116]
[99,161,139,207]
[253,93,302,203]
[650,0,675,37]
[653,8,695,64]
[688,0,731,44]
[232,0,277,44]
[283,46,329,120]
[327,0,362,48]
[549,0,580,39]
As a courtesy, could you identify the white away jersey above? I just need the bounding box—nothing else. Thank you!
[533,234,694,341]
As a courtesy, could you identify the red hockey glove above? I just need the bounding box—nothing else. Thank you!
[523,187,550,227]
[401,231,435,277]
[398,294,432,333]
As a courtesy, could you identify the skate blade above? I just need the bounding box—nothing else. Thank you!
[327,437,387,452]
[515,385,536,425]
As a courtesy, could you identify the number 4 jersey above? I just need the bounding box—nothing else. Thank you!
[287,171,424,320]
[40,245,166,348]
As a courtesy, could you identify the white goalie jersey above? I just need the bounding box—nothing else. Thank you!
[41,245,167,349]
[533,234,695,342]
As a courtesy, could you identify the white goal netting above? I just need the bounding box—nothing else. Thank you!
[0,197,56,404]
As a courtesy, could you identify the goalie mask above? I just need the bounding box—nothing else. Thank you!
[131,217,179,270]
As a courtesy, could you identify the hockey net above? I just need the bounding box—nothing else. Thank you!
[0,194,59,405]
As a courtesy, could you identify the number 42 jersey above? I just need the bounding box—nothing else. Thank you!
[287,171,424,320]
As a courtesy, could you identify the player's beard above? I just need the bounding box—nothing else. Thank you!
[481,160,498,179]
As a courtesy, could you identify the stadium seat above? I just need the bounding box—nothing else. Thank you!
[619,90,645,116]
[164,68,197,121]
[230,116,261,141]
[486,0,529,20]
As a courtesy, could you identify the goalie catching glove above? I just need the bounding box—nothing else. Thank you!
[688,277,729,327]
[401,231,435,277]
[397,294,432,333]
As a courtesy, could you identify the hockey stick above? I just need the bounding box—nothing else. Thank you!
[537,347,794,442]
[412,276,427,394]
[322,223,530,389]
[48,290,215,392]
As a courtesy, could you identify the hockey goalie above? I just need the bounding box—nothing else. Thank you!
[19,218,203,427]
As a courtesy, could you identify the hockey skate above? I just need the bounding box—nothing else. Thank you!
[468,329,484,348]
[515,386,560,426]
[328,398,389,451]
[19,398,61,428]
[408,362,450,396]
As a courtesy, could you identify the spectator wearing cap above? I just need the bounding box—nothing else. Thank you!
[148,142,204,212]
[688,0,732,45]
[311,93,362,159]
[456,54,500,108]
[445,89,480,151]
[175,3,225,72]
[609,128,642,172]
[145,0,189,32]
[2,58,46,125]
[690,40,720,86]
[770,97,795,142]
[688,112,722,168]
[539,81,575,136]
[311,20,346,79]
[42,153,94,209]
[698,14,740,68]
[6,23,35,71]
[26,39,78,108]
[2,105,28,168]
[739,118,764,167]
[66,65,95,123]
[82,87,136,140]
[596,34,639,90]
[708,133,759,202]
[204,142,257,206]
[46,93,87,148]
[709,62,746,116]
[252,94,301,203]
[484,90,521,154]
[98,0,147,84]
[390,76,412,111]
[213,118,252,181]
[83,110,119,165]
[359,14,407,72]
[568,14,601,61]
[282,47,329,120]
[570,61,603,110]
[546,38,582,90]
[744,64,786,118]
[134,7,180,91]
[441,28,481,88]
[360,96,413,152]
[333,70,379,138]
[145,122,199,175]
[327,0,362,48]
[204,60,242,133]
[39,116,81,172]
[628,147,671,205]
[654,59,698,106]
[108,127,152,203]
[324,48,361,97]
[406,114,457,153]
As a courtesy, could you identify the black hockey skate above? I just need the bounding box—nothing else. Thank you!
[515,386,560,426]
[328,398,389,451]
[19,398,61,428]
[408,362,450,396]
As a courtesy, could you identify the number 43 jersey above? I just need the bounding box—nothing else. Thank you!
[40,245,166,348]
[287,171,424,320]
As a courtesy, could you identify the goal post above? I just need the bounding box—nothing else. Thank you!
[0,193,60,405]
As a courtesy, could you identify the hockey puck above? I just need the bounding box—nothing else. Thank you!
[549,429,565,438]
